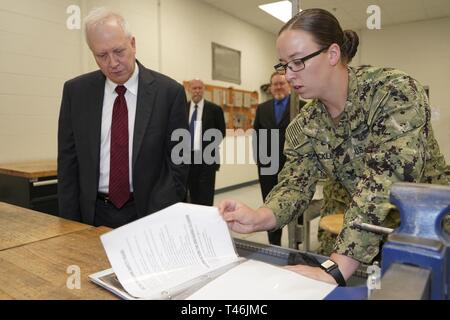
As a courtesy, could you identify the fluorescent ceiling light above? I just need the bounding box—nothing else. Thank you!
[259,1,292,23]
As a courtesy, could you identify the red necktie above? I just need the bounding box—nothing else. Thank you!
[109,85,130,209]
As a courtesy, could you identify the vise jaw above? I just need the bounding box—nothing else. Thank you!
[378,183,450,300]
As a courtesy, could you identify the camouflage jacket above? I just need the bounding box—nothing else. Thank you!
[264,66,448,264]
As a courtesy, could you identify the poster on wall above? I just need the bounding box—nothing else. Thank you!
[212,42,241,85]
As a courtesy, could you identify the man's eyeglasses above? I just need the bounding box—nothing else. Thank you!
[274,47,328,74]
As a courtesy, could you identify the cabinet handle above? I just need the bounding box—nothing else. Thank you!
[32,179,58,187]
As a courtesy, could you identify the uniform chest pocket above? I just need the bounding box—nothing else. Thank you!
[335,141,367,187]
[336,124,369,179]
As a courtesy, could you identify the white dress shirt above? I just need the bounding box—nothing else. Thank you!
[189,99,204,151]
[98,62,139,193]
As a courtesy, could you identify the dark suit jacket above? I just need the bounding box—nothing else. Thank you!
[253,97,306,198]
[187,100,226,170]
[58,61,189,225]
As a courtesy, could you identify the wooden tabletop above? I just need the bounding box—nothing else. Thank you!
[0,160,56,178]
[0,227,116,300]
[319,213,344,235]
[0,202,91,251]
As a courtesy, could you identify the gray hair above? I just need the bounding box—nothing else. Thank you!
[84,7,132,42]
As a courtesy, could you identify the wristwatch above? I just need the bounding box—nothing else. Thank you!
[320,259,347,287]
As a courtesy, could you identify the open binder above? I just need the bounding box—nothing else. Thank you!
[89,203,336,300]
[89,258,246,300]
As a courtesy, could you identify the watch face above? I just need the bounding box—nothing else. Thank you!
[321,260,335,270]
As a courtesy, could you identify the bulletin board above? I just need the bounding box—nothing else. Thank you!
[183,81,259,132]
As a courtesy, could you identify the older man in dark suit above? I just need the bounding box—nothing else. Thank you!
[187,79,226,206]
[58,8,188,228]
[253,72,305,245]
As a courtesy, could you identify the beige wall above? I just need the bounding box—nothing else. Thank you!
[0,0,82,163]
[160,0,277,92]
[218,134,259,189]
[358,17,450,162]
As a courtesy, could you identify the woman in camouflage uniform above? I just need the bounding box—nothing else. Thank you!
[219,8,448,285]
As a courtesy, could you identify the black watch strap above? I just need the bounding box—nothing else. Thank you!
[320,260,347,287]
[327,266,346,287]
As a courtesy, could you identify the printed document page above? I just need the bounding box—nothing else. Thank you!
[100,203,239,299]
[186,259,337,300]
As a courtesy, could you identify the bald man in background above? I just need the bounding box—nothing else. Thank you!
[186,79,226,206]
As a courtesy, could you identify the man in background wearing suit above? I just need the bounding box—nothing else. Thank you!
[187,79,226,206]
[253,72,305,246]
[58,8,189,228]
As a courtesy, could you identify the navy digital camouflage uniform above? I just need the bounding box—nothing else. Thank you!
[264,66,449,264]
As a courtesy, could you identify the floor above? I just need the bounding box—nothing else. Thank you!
[214,183,321,252]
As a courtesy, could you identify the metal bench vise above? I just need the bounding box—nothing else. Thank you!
[372,183,450,300]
